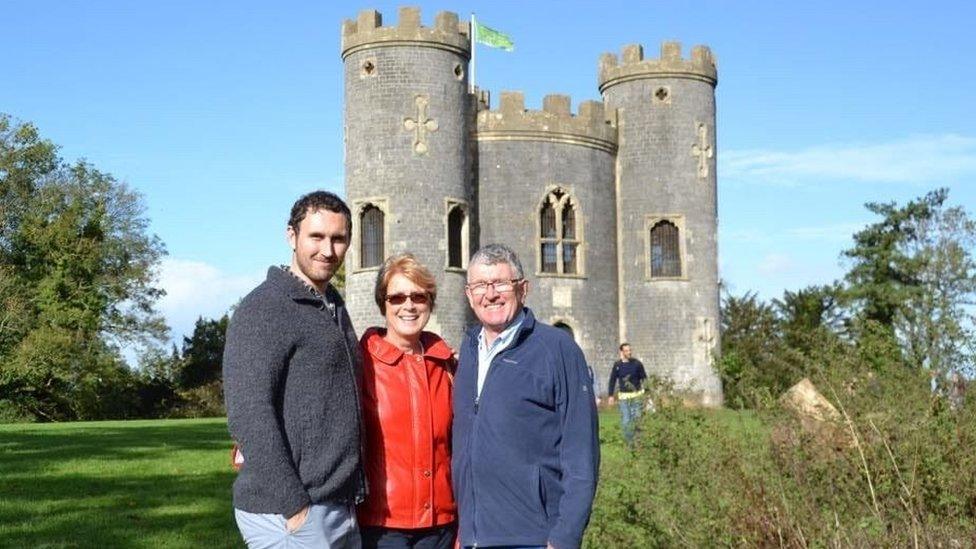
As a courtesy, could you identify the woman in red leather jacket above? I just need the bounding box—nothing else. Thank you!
[358,253,457,548]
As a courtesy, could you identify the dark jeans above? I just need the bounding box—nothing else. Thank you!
[361,522,456,549]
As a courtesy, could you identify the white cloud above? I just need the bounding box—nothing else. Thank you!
[722,134,976,186]
[756,253,796,276]
[157,258,263,342]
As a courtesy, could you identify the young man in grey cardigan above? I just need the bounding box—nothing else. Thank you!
[223,191,364,548]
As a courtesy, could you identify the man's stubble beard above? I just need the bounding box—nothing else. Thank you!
[295,254,336,288]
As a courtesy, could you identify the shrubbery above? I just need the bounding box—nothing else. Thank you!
[588,343,976,546]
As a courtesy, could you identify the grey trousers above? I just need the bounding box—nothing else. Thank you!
[234,502,361,549]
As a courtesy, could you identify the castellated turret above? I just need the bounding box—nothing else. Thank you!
[342,7,474,345]
[476,91,620,386]
[340,7,723,405]
[599,43,723,406]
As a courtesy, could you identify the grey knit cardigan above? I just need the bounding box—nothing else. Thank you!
[223,266,365,517]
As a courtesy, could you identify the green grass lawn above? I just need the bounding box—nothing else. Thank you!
[0,418,237,548]
[0,409,755,548]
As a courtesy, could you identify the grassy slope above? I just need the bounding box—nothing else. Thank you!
[597,405,761,467]
[588,407,765,547]
[0,410,760,548]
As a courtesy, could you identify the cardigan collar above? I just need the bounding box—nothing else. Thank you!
[266,265,343,307]
[363,326,454,365]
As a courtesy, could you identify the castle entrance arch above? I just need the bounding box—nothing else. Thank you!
[553,321,575,340]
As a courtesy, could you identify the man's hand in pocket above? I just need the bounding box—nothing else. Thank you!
[286,505,310,533]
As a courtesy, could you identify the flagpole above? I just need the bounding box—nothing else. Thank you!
[469,13,476,94]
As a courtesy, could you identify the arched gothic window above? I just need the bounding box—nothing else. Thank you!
[361,205,384,268]
[650,220,681,277]
[447,204,466,268]
[539,188,581,275]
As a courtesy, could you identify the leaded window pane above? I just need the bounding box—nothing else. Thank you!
[361,205,384,268]
[541,242,558,273]
[562,243,577,275]
[650,220,681,277]
[541,203,557,239]
[562,204,575,239]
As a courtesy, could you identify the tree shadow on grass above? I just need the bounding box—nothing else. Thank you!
[0,420,231,476]
[0,419,241,547]
[0,470,239,548]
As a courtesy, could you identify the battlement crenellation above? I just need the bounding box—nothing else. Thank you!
[598,41,717,92]
[476,91,617,153]
[341,7,470,59]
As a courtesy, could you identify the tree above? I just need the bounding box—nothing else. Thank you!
[0,114,167,420]
[843,191,938,329]
[0,116,58,255]
[899,196,976,381]
[717,291,796,408]
[132,346,183,418]
[843,188,976,380]
[0,116,58,362]
[773,283,847,352]
[177,314,229,389]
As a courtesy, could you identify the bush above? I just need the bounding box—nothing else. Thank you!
[587,335,976,547]
[171,380,225,418]
[0,399,35,423]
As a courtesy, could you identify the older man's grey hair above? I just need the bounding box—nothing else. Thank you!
[469,243,525,280]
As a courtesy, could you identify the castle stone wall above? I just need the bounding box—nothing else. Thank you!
[476,93,618,387]
[600,43,723,406]
[343,8,473,347]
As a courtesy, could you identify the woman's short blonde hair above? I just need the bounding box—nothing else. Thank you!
[374,253,438,314]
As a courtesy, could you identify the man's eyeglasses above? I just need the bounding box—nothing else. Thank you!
[385,292,430,305]
[465,279,523,296]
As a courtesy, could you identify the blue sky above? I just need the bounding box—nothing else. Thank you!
[4,0,974,347]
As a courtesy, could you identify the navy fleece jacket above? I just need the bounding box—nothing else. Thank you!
[452,308,600,549]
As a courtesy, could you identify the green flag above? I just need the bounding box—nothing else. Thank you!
[475,20,514,52]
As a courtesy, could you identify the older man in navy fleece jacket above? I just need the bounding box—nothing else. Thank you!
[452,244,600,549]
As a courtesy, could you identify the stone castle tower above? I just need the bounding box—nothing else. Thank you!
[341,7,722,405]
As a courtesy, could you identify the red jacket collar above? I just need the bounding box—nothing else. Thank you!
[361,327,454,365]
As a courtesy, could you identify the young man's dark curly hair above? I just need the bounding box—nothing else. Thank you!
[288,190,352,235]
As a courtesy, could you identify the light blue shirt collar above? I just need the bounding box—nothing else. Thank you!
[476,309,526,397]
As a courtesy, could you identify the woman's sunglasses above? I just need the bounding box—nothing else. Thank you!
[385,292,430,305]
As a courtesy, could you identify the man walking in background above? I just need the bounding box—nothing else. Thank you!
[223,190,364,548]
[608,343,648,448]
[453,244,599,549]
